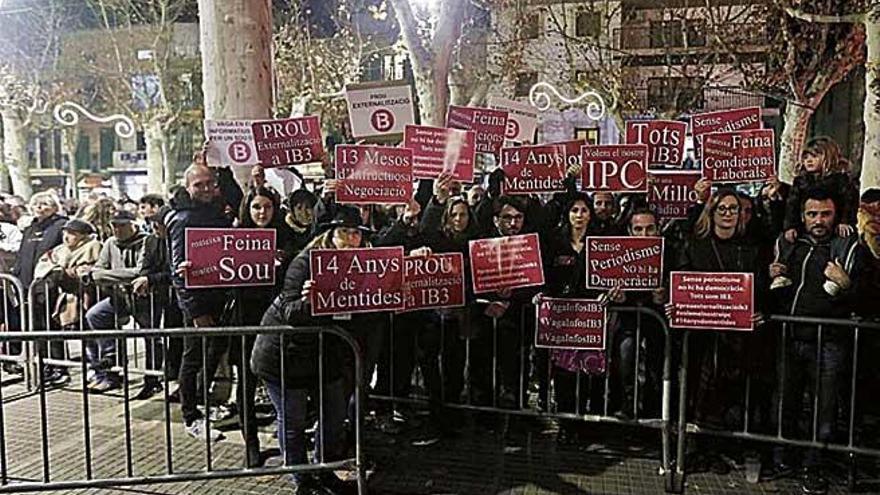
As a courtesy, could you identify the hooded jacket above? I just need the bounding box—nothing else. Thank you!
[91,230,149,285]
[13,213,67,288]
[167,194,232,319]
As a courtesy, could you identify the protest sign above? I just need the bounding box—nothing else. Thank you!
[691,107,762,160]
[670,271,754,331]
[647,171,702,220]
[403,125,475,182]
[701,128,776,184]
[586,237,664,290]
[581,144,649,193]
[487,96,539,144]
[335,145,413,205]
[185,228,276,288]
[251,116,324,168]
[204,120,260,167]
[469,233,544,294]
[402,253,466,311]
[625,120,687,169]
[500,141,581,195]
[535,297,606,350]
[310,247,405,316]
[345,81,416,139]
[446,105,509,158]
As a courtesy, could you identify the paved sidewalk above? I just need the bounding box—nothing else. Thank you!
[0,375,867,494]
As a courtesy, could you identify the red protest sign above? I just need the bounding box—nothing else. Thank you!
[670,271,754,331]
[500,141,580,195]
[647,171,701,220]
[586,237,664,290]
[625,120,687,169]
[691,107,762,160]
[403,125,475,182]
[701,128,776,184]
[535,297,606,350]
[446,105,508,158]
[469,233,545,294]
[310,247,405,316]
[335,145,413,205]
[185,228,276,288]
[402,253,466,311]
[251,116,324,168]
[581,144,649,193]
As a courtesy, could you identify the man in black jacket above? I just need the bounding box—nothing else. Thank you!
[769,186,864,495]
[168,164,234,445]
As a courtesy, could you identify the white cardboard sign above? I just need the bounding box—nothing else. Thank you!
[345,81,416,139]
[204,120,260,167]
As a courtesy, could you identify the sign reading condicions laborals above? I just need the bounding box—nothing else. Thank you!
[487,96,538,144]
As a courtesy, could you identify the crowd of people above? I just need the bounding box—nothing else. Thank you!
[1,135,879,495]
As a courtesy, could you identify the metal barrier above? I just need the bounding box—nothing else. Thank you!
[25,279,174,389]
[0,275,30,389]
[670,314,880,493]
[372,302,675,488]
[0,325,366,494]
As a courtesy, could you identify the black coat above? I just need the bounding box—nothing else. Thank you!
[13,214,66,288]
[167,196,232,319]
[252,246,383,387]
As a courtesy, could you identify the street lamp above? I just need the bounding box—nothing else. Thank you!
[529,81,611,121]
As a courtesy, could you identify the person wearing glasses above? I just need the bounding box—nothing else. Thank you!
[667,187,769,476]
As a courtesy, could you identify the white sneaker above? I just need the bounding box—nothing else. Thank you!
[185,418,225,443]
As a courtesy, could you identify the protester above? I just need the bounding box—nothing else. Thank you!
[253,205,371,494]
[32,218,102,386]
[283,188,318,255]
[769,186,865,494]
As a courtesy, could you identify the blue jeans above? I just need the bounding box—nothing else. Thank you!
[265,378,347,477]
[85,297,164,382]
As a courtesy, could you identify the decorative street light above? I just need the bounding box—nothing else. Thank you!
[53,101,135,138]
[528,82,612,121]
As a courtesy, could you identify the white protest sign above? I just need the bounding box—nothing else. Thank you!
[488,96,539,144]
[204,120,260,167]
[345,81,416,139]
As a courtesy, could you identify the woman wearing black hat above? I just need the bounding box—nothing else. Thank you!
[251,204,374,494]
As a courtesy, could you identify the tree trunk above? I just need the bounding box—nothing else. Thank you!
[860,12,880,193]
[197,0,273,188]
[0,109,32,199]
[61,126,80,199]
[0,129,9,194]
[144,119,167,194]
[778,103,815,185]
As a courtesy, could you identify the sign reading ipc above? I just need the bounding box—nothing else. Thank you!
[581,144,648,193]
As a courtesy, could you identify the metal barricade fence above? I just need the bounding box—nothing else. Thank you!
[371,302,675,488]
[0,325,366,494]
[25,279,174,389]
[671,314,880,494]
[0,275,30,388]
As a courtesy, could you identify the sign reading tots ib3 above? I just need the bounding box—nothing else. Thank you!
[185,228,276,288]
[345,81,416,139]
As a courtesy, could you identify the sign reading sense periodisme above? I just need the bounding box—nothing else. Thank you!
[691,107,762,161]
[185,228,276,288]
[251,116,324,168]
[310,247,405,316]
[469,233,545,294]
[487,96,539,144]
[335,145,413,205]
[701,128,776,184]
[670,271,754,331]
[581,144,649,193]
[403,125,475,182]
[586,237,664,290]
[446,105,509,158]
[647,171,702,220]
[500,141,583,195]
[402,253,466,311]
[204,120,260,167]
[345,81,416,139]
[535,297,606,350]
[625,120,687,169]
